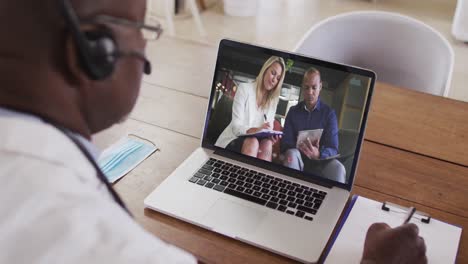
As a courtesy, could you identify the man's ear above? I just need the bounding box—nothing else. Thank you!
[64,34,90,85]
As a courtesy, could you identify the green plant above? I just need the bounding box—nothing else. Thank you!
[286,59,294,72]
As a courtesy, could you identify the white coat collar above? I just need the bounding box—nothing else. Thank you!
[0,107,100,160]
[0,116,98,182]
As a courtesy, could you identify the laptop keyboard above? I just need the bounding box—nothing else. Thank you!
[188,158,327,222]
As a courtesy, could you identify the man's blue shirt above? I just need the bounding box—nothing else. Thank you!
[280,99,339,159]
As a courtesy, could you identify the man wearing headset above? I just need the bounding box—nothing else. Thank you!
[0,0,427,263]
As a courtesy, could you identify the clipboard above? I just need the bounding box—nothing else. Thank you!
[381,201,431,223]
[323,195,462,263]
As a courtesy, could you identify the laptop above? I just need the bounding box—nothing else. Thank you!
[144,39,376,263]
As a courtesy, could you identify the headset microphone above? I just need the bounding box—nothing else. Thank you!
[114,51,152,75]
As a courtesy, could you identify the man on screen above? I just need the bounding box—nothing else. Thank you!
[281,68,346,183]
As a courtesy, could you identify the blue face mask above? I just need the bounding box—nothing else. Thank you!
[97,136,158,183]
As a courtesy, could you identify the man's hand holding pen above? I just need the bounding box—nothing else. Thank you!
[361,223,427,264]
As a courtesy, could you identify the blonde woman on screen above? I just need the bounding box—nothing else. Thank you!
[216,56,286,161]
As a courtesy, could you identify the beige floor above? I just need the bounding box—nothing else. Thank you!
[145,0,468,102]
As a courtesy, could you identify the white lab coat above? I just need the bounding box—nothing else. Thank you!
[0,116,196,264]
[215,82,277,148]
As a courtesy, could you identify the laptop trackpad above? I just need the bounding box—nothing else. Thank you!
[203,199,266,237]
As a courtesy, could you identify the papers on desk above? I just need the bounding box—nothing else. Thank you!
[296,129,323,148]
[238,129,283,139]
[324,196,462,264]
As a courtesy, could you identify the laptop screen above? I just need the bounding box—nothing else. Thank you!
[202,39,375,189]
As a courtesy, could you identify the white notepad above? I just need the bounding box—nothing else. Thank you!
[324,196,462,263]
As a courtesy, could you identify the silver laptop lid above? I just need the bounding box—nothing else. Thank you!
[201,39,376,191]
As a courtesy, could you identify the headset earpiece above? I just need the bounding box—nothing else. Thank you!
[82,29,118,80]
[59,0,151,79]
[59,0,117,80]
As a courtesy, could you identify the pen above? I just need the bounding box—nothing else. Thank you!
[402,207,416,224]
[263,114,267,122]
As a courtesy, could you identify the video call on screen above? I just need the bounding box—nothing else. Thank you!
[206,44,372,184]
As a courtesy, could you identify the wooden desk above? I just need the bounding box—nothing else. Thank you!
[96,82,467,263]
[366,83,468,167]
